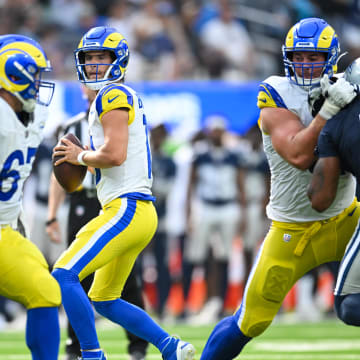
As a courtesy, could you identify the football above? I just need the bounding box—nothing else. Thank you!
[53,133,88,193]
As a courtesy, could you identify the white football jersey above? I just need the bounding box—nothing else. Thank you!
[0,98,48,224]
[257,75,355,222]
[88,83,153,207]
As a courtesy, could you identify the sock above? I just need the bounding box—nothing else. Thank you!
[26,307,60,360]
[52,268,99,350]
[335,294,360,326]
[93,299,171,352]
[81,349,104,359]
[200,316,251,360]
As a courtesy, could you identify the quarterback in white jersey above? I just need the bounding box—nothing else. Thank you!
[51,26,195,360]
[87,83,152,207]
[201,18,359,360]
[0,35,60,360]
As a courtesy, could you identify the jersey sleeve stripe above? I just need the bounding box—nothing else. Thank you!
[115,85,133,107]
[95,84,134,116]
[259,82,288,109]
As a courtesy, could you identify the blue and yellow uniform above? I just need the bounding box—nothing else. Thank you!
[53,26,196,360]
[0,35,59,360]
[0,102,61,309]
[232,74,360,339]
[200,18,360,360]
[54,83,157,301]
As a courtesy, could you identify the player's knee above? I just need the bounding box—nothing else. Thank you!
[52,268,79,287]
[335,294,360,326]
[240,264,293,337]
[244,320,271,337]
[262,265,293,303]
[28,272,61,308]
[234,304,272,338]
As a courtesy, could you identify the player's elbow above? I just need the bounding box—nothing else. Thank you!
[291,160,312,171]
[309,195,333,212]
[288,154,314,171]
[307,188,332,212]
[311,201,329,212]
[109,154,127,166]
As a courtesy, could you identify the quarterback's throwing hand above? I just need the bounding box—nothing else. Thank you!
[319,75,357,120]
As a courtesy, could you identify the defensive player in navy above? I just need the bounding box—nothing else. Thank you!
[51,26,195,360]
[308,58,360,327]
[0,35,60,359]
[200,18,359,359]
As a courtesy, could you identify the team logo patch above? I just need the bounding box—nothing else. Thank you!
[283,233,292,242]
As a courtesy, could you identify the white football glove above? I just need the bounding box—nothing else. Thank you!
[318,74,357,120]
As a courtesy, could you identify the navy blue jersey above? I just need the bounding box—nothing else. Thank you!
[151,151,176,219]
[317,96,360,181]
[193,146,242,202]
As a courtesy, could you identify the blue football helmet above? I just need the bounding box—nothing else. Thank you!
[74,26,129,90]
[282,18,340,88]
[0,34,55,112]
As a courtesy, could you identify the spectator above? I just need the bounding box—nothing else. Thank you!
[184,115,247,324]
[198,0,255,80]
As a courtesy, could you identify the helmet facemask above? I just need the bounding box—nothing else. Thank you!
[0,51,54,112]
[74,27,130,91]
[283,49,330,88]
[75,49,128,90]
[0,37,55,112]
[282,18,340,89]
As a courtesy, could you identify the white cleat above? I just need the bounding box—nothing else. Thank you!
[176,340,195,360]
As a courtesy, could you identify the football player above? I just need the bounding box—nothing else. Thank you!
[0,35,60,359]
[47,86,149,360]
[308,57,360,327]
[200,18,359,359]
[51,26,195,360]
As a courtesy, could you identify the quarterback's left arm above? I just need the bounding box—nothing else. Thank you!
[307,156,340,212]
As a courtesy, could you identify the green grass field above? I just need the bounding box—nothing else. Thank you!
[0,318,360,359]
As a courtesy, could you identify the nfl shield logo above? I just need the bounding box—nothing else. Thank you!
[283,233,291,242]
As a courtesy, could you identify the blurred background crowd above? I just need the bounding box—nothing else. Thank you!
[1,0,360,332]
[1,0,360,82]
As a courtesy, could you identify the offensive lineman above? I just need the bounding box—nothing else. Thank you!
[0,35,60,359]
[200,17,359,359]
[51,26,195,360]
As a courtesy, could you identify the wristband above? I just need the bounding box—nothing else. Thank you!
[77,151,89,166]
[46,218,57,226]
[318,99,340,120]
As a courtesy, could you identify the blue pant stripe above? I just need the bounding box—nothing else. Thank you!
[72,199,137,274]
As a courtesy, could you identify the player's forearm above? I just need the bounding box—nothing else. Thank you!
[79,146,126,169]
[307,157,340,212]
[285,115,326,170]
